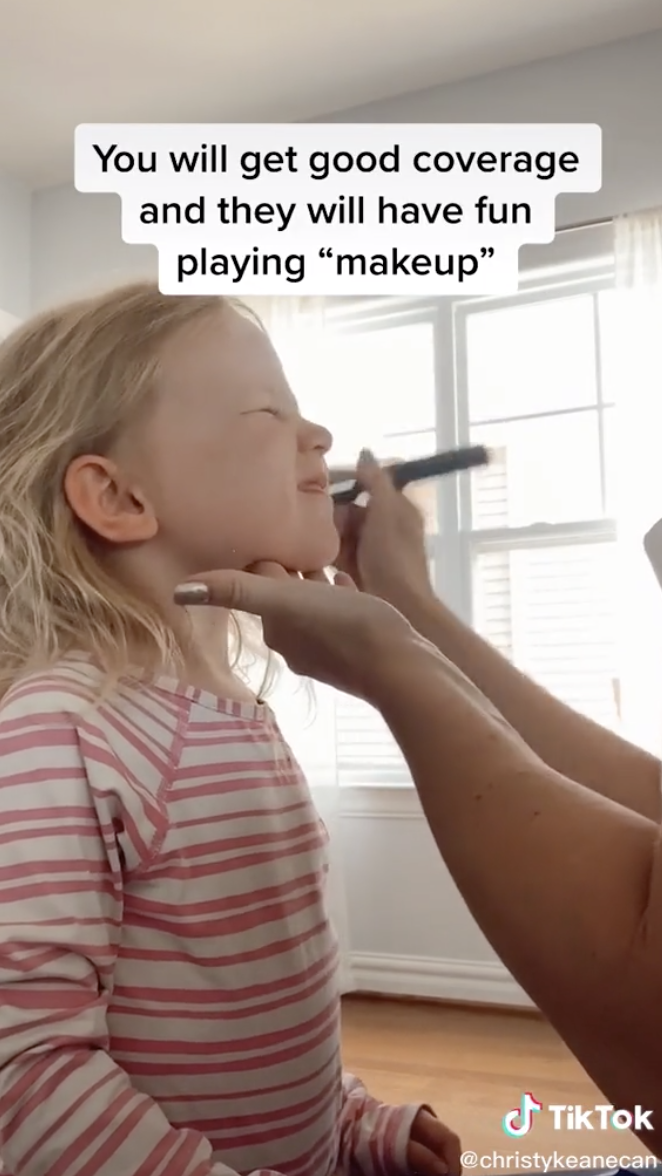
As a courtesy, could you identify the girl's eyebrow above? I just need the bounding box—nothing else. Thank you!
[274,386,300,413]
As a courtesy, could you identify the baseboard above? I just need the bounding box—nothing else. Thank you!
[348,952,535,1009]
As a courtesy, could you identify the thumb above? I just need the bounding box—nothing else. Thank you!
[174,567,305,619]
[356,448,399,499]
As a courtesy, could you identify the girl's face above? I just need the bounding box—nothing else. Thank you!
[141,307,339,577]
[66,307,339,582]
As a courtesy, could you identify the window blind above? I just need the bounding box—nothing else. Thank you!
[474,543,619,729]
[471,437,619,728]
[335,694,410,787]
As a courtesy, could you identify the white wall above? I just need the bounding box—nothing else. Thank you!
[31,188,156,309]
[320,31,662,229]
[341,790,533,1006]
[0,168,30,318]
[31,30,662,312]
[24,30,662,1006]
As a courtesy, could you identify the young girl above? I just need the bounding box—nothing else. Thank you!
[0,284,461,1176]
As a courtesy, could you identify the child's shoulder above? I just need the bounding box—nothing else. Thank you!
[0,656,183,778]
[0,659,119,780]
[0,656,106,723]
[0,658,173,859]
[0,656,166,739]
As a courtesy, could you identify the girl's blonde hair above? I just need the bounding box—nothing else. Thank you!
[0,280,269,699]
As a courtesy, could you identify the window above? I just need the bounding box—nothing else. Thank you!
[276,248,622,786]
[457,284,620,734]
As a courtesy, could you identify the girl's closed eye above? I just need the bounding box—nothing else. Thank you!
[243,405,280,418]
[255,405,298,421]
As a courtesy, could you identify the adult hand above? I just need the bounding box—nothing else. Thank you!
[174,564,419,703]
[333,452,435,614]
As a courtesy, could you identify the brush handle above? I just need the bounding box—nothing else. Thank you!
[330,445,490,505]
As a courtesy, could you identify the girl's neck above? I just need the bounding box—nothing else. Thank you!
[176,610,257,703]
[105,548,258,703]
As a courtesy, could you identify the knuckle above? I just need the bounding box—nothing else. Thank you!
[224,576,245,610]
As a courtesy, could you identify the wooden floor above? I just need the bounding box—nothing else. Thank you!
[341,997,655,1164]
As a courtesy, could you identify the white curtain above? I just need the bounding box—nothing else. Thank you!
[242,297,356,994]
[613,210,662,753]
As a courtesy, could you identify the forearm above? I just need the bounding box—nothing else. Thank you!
[0,1038,246,1176]
[400,589,662,821]
[372,639,662,1142]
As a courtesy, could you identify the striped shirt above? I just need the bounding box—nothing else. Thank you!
[0,657,422,1176]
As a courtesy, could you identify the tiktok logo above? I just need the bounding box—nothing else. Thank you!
[502,1092,544,1137]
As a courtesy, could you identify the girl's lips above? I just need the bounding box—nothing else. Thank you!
[298,479,330,493]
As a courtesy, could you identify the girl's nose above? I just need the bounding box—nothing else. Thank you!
[302,418,333,454]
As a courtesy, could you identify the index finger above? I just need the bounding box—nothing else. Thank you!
[174,568,315,616]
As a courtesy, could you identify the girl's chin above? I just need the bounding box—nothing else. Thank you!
[245,519,340,577]
[305,537,341,573]
[278,538,341,577]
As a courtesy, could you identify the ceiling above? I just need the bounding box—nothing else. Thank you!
[2,0,662,188]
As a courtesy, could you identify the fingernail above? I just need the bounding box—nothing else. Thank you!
[359,448,375,462]
[174,582,210,605]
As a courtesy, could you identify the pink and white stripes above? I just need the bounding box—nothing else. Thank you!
[0,657,421,1176]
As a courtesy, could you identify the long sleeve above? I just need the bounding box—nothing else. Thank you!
[0,703,286,1176]
[337,1073,425,1176]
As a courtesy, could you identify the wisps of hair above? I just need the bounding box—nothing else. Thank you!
[0,280,273,700]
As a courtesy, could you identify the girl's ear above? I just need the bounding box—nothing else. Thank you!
[63,454,158,543]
